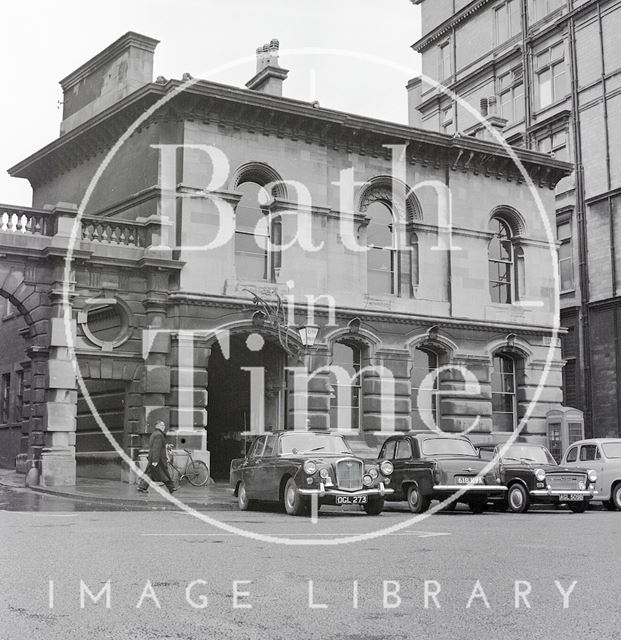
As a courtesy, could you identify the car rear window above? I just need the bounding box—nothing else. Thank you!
[421,438,477,456]
[602,443,621,459]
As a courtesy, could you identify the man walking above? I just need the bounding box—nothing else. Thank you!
[137,420,176,494]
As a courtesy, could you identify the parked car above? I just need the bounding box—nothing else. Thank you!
[230,431,394,516]
[378,432,506,514]
[478,443,597,513]
[560,438,621,510]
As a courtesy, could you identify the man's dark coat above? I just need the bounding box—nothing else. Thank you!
[145,428,173,485]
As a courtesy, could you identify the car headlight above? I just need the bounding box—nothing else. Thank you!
[368,467,379,479]
[362,474,373,487]
[380,460,394,476]
[535,468,546,482]
[587,470,597,483]
[304,460,317,475]
[319,468,329,479]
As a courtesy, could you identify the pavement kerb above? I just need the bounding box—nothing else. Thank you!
[0,471,237,510]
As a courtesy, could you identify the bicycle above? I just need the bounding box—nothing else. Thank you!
[166,445,210,488]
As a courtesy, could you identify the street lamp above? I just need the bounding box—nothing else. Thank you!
[298,324,319,348]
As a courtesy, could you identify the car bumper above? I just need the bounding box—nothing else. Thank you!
[298,482,394,498]
[530,489,597,498]
[433,484,507,493]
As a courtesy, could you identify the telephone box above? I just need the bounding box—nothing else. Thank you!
[546,407,584,462]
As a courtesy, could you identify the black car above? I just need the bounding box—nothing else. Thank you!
[478,443,598,513]
[378,432,507,514]
[230,431,394,516]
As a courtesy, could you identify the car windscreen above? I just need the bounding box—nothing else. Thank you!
[280,434,352,455]
[421,438,477,456]
[502,445,556,465]
[602,442,621,459]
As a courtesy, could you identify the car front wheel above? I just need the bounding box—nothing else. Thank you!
[469,498,486,514]
[611,483,621,510]
[568,502,588,513]
[603,499,616,511]
[407,484,431,514]
[284,478,307,516]
[237,481,253,511]
[508,484,530,513]
[363,497,384,516]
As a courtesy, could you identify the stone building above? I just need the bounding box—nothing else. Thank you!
[0,32,570,485]
[408,0,621,438]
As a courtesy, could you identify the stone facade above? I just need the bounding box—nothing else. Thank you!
[409,0,621,438]
[0,32,570,484]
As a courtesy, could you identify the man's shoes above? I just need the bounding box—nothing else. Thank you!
[137,487,148,494]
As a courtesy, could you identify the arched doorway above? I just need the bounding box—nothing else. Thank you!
[0,296,29,468]
[207,332,288,479]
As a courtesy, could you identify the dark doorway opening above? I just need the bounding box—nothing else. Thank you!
[207,334,285,480]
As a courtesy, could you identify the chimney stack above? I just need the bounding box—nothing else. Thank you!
[246,39,289,97]
[59,32,159,135]
[464,95,508,142]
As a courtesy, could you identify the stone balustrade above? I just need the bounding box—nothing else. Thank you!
[0,204,56,236]
[81,217,147,247]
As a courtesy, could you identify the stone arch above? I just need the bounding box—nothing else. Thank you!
[323,324,382,359]
[357,175,423,222]
[201,318,303,357]
[489,205,527,236]
[230,162,289,200]
[0,267,51,347]
[485,335,533,363]
[405,329,458,361]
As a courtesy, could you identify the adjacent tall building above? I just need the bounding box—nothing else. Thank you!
[408,0,621,437]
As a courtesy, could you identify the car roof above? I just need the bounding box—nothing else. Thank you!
[276,431,344,436]
[566,438,621,446]
[386,431,472,441]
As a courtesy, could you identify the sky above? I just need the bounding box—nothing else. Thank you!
[1,0,421,207]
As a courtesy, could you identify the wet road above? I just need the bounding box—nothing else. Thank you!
[1,485,619,640]
[0,485,146,512]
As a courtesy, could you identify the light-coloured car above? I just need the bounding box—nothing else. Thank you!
[561,439,621,510]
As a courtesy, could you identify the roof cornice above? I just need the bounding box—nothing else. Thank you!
[412,0,493,52]
[8,77,572,190]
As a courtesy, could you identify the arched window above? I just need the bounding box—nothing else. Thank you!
[367,201,395,295]
[329,341,362,430]
[235,182,281,281]
[411,347,441,430]
[488,217,515,303]
[366,201,418,296]
[491,354,517,432]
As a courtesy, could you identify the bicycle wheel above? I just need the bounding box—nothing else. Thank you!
[186,460,209,486]
[167,463,181,489]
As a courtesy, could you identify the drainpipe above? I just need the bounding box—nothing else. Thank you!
[567,8,592,433]
[520,0,533,147]
[597,1,621,435]
[597,2,616,297]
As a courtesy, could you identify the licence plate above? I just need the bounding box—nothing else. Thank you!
[560,493,583,501]
[336,495,368,505]
[455,476,483,485]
